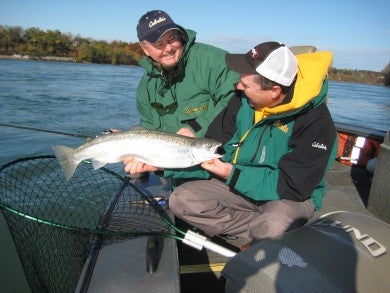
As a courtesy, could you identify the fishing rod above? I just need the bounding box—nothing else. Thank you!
[0,122,90,138]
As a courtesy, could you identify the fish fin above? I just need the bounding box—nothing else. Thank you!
[52,145,78,180]
[90,159,107,170]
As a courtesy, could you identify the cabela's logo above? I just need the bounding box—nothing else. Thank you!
[149,17,166,28]
[312,142,327,150]
[184,103,208,115]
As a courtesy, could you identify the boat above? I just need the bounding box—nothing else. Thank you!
[0,123,390,293]
[0,122,389,292]
[70,123,390,293]
[76,121,390,293]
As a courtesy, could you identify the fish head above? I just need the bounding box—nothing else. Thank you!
[192,138,224,163]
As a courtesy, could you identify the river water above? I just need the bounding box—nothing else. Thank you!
[1,59,389,167]
[0,59,389,291]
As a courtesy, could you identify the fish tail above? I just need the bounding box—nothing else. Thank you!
[52,145,78,180]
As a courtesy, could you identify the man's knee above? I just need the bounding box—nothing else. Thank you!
[169,186,188,215]
[248,212,290,241]
[248,200,313,242]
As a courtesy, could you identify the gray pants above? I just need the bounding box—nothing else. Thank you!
[169,178,315,243]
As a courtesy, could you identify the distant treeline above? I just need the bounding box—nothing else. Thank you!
[0,25,144,65]
[328,67,388,86]
[1,25,389,86]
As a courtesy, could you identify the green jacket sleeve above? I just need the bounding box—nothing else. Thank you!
[191,70,239,137]
[163,165,211,180]
[184,44,239,137]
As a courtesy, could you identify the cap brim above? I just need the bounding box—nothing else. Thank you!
[225,54,258,74]
[145,25,180,43]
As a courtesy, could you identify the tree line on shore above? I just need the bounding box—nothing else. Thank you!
[1,25,389,86]
[0,25,144,65]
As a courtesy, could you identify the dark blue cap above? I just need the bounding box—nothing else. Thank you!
[137,10,180,43]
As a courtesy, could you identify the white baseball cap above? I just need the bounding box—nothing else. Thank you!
[226,41,298,86]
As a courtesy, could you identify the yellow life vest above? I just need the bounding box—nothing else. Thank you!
[254,51,333,123]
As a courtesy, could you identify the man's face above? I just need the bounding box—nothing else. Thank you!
[236,74,275,109]
[141,30,183,67]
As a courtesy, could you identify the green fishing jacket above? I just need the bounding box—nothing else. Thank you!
[224,82,337,210]
[136,27,239,137]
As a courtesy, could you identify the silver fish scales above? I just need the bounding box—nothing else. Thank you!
[52,127,222,180]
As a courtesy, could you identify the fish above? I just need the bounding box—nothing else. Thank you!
[52,127,223,180]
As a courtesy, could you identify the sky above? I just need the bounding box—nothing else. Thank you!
[1,0,390,71]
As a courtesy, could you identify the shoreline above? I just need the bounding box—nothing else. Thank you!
[0,54,76,62]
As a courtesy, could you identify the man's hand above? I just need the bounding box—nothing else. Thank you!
[176,127,195,137]
[201,159,233,180]
[123,156,159,174]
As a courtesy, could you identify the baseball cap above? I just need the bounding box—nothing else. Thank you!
[226,42,298,86]
[137,10,180,43]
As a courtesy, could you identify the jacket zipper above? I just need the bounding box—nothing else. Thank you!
[232,124,269,164]
[250,125,269,162]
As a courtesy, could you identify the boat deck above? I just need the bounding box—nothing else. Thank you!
[177,160,376,292]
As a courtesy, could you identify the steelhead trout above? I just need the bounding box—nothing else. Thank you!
[52,127,222,180]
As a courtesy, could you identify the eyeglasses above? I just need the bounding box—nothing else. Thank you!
[151,101,178,116]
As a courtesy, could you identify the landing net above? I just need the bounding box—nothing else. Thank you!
[0,155,181,292]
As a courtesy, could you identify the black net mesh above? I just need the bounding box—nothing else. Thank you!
[0,156,174,293]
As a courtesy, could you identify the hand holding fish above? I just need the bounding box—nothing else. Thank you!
[123,156,159,174]
[176,127,195,138]
[201,159,233,180]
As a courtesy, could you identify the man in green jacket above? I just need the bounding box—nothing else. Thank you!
[124,10,239,175]
[168,42,338,246]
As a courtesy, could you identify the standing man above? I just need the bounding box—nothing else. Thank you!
[168,42,338,246]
